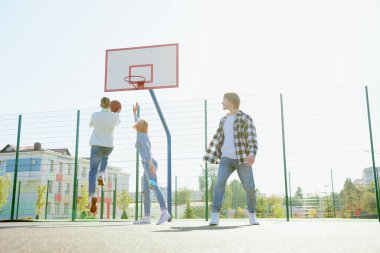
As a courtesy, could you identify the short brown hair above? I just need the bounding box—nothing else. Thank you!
[133,119,148,133]
[100,97,110,108]
[224,92,240,109]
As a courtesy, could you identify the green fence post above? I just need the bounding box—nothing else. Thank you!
[140,191,142,219]
[365,86,380,222]
[135,106,140,221]
[204,100,209,221]
[289,171,292,218]
[113,177,117,219]
[280,94,290,221]
[10,115,22,220]
[45,180,50,220]
[71,110,80,221]
[16,181,21,219]
[330,169,336,218]
[100,186,104,219]
[175,175,178,219]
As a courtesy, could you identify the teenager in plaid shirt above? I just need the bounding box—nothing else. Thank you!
[204,92,259,226]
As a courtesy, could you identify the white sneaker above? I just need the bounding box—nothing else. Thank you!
[133,216,151,224]
[209,212,220,226]
[249,213,260,225]
[156,209,171,225]
[97,172,105,186]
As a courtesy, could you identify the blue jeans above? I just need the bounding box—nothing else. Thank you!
[142,159,166,216]
[89,146,113,196]
[212,157,257,213]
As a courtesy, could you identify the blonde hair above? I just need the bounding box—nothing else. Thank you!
[100,97,110,108]
[133,119,148,133]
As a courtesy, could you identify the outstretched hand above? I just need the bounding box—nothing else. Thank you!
[133,102,139,114]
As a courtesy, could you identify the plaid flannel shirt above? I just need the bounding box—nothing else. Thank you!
[203,110,258,164]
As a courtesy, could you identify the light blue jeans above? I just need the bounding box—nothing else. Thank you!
[89,145,113,196]
[142,159,166,216]
[212,157,257,213]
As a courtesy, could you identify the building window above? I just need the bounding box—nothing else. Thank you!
[58,182,62,194]
[47,204,51,215]
[68,164,72,175]
[66,183,71,195]
[64,204,69,215]
[48,182,53,193]
[59,162,63,173]
[55,203,60,215]
[50,161,54,173]
[82,167,87,178]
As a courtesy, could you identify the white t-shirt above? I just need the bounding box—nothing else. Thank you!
[221,115,237,159]
[89,108,120,148]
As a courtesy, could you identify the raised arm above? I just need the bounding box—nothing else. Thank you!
[133,102,139,123]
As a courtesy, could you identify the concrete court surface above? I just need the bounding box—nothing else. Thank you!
[0,219,379,253]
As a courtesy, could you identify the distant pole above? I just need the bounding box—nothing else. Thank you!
[280,94,290,221]
[135,106,140,221]
[175,175,178,219]
[289,171,292,218]
[330,170,336,218]
[71,110,80,221]
[365,86,380,222]
[204,100,209,221]
[10,115,22,220]
[16,181,21,219]
[45,180,50,220]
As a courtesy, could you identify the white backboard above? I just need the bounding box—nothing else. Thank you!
[104,43,179,92]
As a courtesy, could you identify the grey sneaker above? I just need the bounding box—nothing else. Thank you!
[97,172,105,186]
[249,213,260,225]
[156,209,170,225]
[209,212,220,226]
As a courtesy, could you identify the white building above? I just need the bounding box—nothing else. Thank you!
[0,143,130,220]
[354,166,380,187]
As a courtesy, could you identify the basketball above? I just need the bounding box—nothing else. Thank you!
[110,100,122,112]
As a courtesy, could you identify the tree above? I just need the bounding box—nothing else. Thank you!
[291,186,304,207]
[229,179,246,210]
[0,174,11,212]
[340,178,362,217]
[78,183,89,218]
[177,187,193,205]
[198,165,217,202]
[117,190,132,219]
[35,185,47,219]
[183,201,195,219]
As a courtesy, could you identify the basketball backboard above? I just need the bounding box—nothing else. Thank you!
[104,43,179,92]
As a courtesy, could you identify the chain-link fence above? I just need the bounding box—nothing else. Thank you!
[0,85,379,221]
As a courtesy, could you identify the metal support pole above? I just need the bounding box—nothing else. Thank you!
[135,106,140,221]
[71,110,80,221]
[365,86,380,221]
[10,115,22,220]
[280,94,290,221]
[149,89,172,221]
[45,180,50,220]
[16,181,21,219]
[204,100,209,221]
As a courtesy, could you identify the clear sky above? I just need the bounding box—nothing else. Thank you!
[1,0,380,195]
